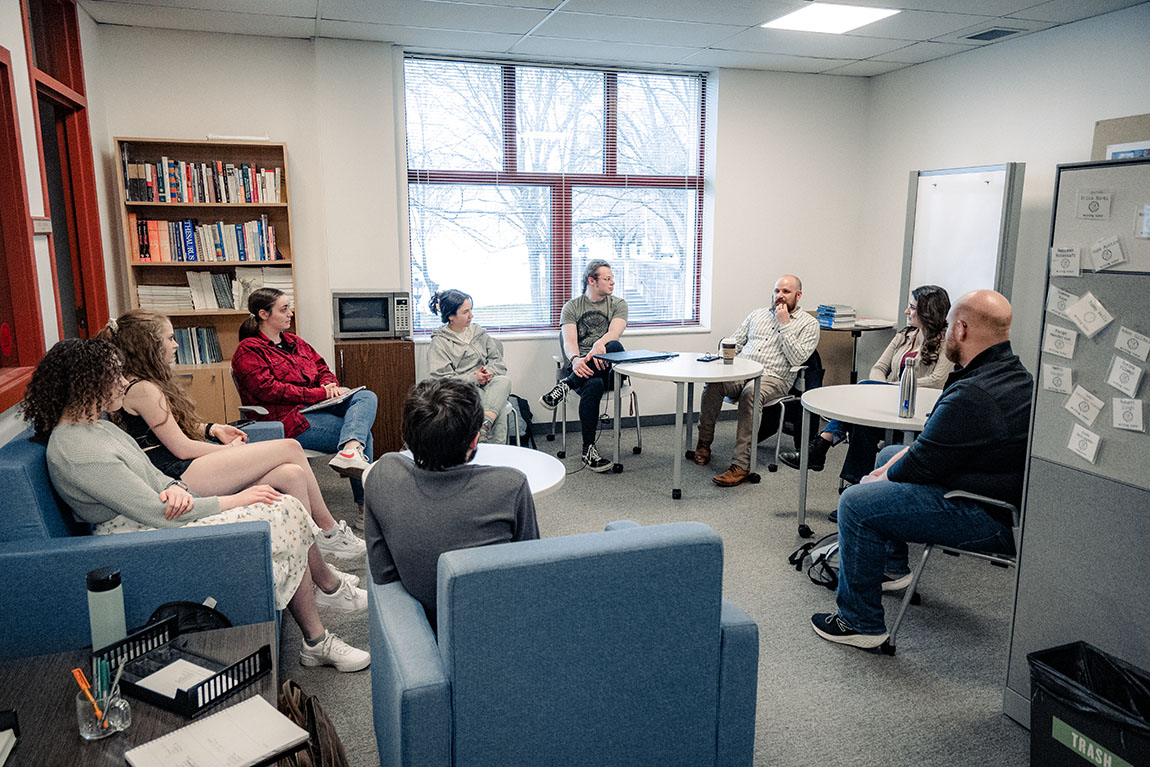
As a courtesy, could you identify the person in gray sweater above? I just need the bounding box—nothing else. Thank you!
[426,289,513,444]
[365,377,539,632]
[23,339,371,673]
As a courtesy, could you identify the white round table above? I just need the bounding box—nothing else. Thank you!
[612,355,765,499]
[380,444,565,498]
[795,384,942,536]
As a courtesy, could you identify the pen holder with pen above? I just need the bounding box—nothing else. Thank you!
[76,688,130,740]
[91,616,272,718]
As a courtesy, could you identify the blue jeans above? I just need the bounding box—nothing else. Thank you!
[297,389,377,504]
[562,340,623,447]
[834,445,1015,635]
[824,380,889,484]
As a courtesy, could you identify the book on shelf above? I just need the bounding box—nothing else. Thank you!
[130,217,279,262]
[137,285,195,312]
[173,326,223,365]
[122,146,283,205]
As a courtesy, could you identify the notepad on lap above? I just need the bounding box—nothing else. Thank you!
[299,385,365,414]
[124,696,307,767]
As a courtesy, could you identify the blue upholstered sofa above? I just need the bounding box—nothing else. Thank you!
[0,424,283,659]
[368,520,759,767]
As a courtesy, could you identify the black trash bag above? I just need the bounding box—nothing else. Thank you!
[1028,641,1150,767]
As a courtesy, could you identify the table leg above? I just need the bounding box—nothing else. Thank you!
[747,375,762,483]
[851,330,862,384]
[798,407,812,538]
[672,382,684,499]
[612,369,623,473]
[684,381,695,456]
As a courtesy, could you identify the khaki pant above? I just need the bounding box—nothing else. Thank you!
[697,375,789,470]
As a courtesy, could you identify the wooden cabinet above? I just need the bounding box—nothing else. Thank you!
[114,137,297,422]
[334,340,416,456]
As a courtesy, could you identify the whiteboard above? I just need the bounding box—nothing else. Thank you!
[899,164,1024,317]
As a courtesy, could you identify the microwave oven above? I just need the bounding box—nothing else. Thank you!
[331,291,411,340]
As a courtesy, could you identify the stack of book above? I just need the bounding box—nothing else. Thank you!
[174,326,222,365]
[817,304,856,329]
[185,271,238,311]
[128,214,279,263]
[137,285,194,312]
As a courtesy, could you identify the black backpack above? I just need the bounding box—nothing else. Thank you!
[788,532,840,591]
[509,394,538,450]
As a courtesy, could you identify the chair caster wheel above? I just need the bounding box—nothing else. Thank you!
[612,464,623,474]
[632,446,641,455]
[557,450,566,459]
[798,524,813,539]
[685,450,695,459]
[672,489,681,500]
[910,593,921,605]
[880,641,896,656]
[767,464,778,472]
[747,473,761,484]
[546,434,555,442]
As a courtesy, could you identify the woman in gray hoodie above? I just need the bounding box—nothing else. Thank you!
[427,289,513,443]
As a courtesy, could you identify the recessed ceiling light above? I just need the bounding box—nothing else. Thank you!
[762,3,900,35]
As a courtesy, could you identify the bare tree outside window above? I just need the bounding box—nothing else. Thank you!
[404,57,705,333]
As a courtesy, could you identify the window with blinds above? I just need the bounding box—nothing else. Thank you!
[404,57,706,333]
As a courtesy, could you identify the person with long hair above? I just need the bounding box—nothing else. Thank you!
[231,288,378,525]
[24,339,371,672]
[426,289,513,444]
[780,284,954,486]
[97,309,365,560]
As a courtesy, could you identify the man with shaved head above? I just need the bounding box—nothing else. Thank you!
[812,290,1034,649]
[695,274,820,487]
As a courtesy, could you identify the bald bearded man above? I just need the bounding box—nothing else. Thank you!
[812,290,1034,649]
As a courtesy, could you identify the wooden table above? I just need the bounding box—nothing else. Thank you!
[612,356,765,499]
[796,384,941,538]
[0,622,276,766]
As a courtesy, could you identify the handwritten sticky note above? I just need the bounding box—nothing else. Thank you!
[1068,423,1101,463]
[1113,398,1144,432]
[1107,355,1143,397]
[1076,190,1112,220]
[1050,246,1081,277]
[1065,291,1114,339]
[1115,326,1150,362]
[1064,385,1104,427]
[1090,235,1126,271]
[1046,286,1079,320]
[1043,324,1078,360]
[1042,363,1073,394]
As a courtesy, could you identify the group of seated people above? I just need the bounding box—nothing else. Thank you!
[19,254,1033,661]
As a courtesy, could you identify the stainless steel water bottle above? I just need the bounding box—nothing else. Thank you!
[87,567,127,651]
[898,357,918,419]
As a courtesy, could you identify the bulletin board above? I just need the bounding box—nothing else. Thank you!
[898,163,1024,312]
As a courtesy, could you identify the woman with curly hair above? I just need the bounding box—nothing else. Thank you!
[97,310,364,561]
[24,339,370,672]
[780,285,954,486]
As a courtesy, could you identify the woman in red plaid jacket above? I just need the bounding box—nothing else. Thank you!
[232,288,378,526]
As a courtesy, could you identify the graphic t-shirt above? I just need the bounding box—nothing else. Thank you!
[560,294,629,356]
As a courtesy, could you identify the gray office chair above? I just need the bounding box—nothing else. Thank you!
[230,370,327,459]
[547,355,641,461]
[880,490,1021,656]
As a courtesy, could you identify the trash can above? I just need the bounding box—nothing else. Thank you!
[1028,641,1150,767]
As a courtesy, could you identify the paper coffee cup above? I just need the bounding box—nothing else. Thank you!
[721,340,736,364]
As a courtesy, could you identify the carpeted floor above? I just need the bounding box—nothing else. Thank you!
[287,419,1030,766]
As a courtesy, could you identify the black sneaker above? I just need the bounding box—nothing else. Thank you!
[582,443,611,473]
[779,436,831,471]
[539,381,570,411]
[882,572,913,591]
[811,612,888,649]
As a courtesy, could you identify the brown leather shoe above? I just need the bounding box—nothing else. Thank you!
[692,442,711,466]
[712,465,750,487]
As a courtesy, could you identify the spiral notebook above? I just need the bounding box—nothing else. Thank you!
[124,695,307,767]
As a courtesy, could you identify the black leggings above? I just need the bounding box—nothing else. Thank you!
[562,340,624,447]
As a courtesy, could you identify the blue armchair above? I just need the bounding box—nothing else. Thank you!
[368,520,759,767]
[0,423,284,659]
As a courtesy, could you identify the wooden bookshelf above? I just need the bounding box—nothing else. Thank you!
[114,137,298,421]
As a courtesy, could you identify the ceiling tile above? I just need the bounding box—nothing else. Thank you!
[79,2,317,36]
[510,36,700,65]
[320,0,547,33]
[533,11,743,47]
[1006,0,1148,23]
[820,59,912,76]
[876,40,976,62]
[561,0,804,26]
[825,0,1039,13]
[82,0,318,15]
[716,27,910,58]
[679,48,853,73]
[932,15,1055,43]
[843,9,996,40]
[319,19,522,50]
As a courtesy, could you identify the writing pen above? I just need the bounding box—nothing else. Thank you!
[72,667,106,726]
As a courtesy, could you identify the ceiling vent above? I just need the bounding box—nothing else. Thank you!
[963,27,1024,42]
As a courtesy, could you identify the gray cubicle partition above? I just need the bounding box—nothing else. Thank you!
[1003,157,1150,727]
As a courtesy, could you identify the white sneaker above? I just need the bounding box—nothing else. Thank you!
[299,631,370,672]
[316,520,366,560]
[329,445,370,479]
[325,562,360,589]
[314,576,368,612]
